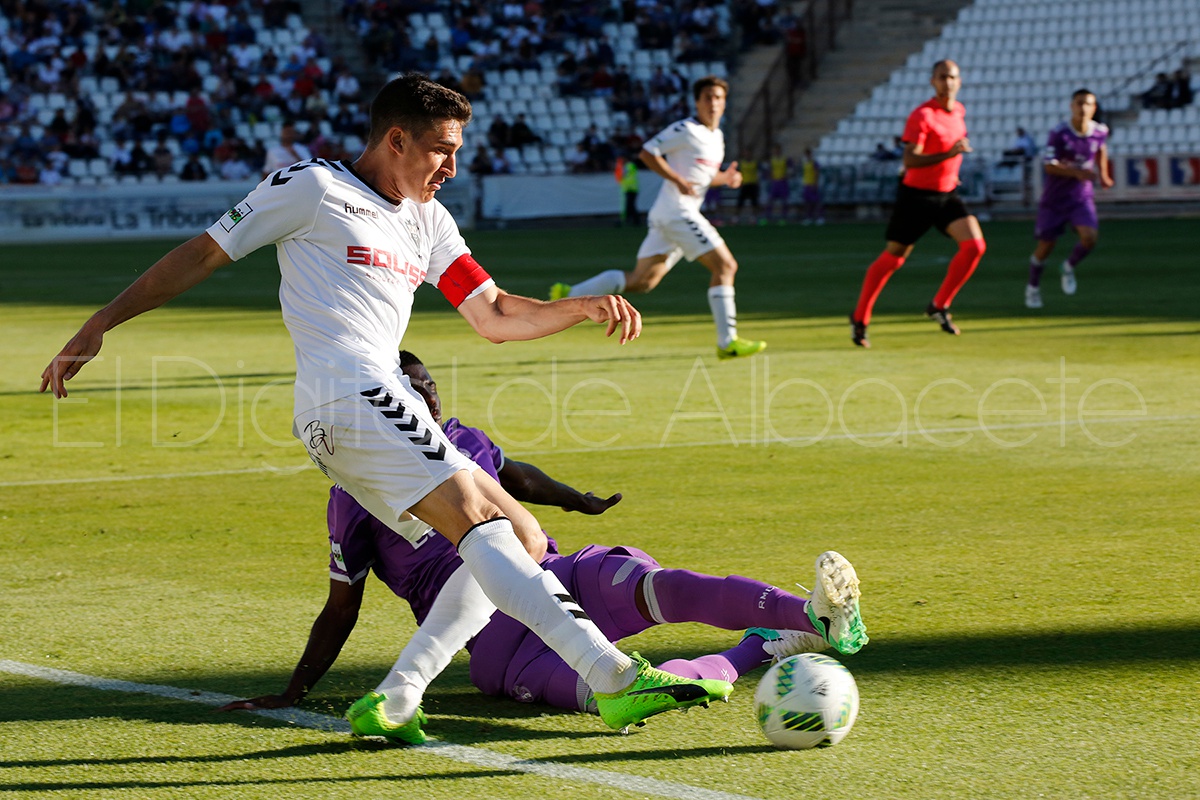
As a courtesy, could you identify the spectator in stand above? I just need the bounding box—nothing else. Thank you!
[508,114,542,148]
[262,120,312,175]
[219,152,254,181]
[999,126,1037,166]
[333,68,361,103]
[45,141,69,176]
[110,136,134,174]
[13,157,40,184]
[491,147,513,174]
[592,63,616,97]
[460,67,486,100]
[128,140,154,176]
[470,146,495,175]
[568,141,592,173]
[1142,72,1173,109]
[449,19,473,57]
[47,108,71,143]
[0,93,17,125]
[12,124,40,161]
[152,133,175,179]
[179,152,208,181]
[38,158,64,186]
[487,116,510,150]
[212,129,241,165]
[331,101,367,137]
[1170,68,1193,108]
[871,141,899,161]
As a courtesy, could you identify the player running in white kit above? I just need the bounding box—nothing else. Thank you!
[550,76,767,360]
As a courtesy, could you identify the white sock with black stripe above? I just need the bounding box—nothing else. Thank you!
[456,518,635,694]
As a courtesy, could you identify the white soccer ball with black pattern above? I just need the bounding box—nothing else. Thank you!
[753,653,859,749]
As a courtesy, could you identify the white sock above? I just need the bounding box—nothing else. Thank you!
[568,269,626,296]
[376,563,496,722]
[456,518,635,694]
[707,285,737,348]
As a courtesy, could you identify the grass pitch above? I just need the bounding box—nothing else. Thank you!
[2,217,1198,799]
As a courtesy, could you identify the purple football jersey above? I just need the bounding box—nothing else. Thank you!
[327,418,541,625]
[1040,120,1109,209]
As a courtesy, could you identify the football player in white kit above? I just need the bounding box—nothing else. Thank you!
[550,76,766,360]
[40,74,733,741]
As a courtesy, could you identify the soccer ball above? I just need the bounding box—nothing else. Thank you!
[753,653,859,749]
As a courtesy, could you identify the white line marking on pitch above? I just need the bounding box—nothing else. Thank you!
[0,660,764,800]
[4,415,1190,488]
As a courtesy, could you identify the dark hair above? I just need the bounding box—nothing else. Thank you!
[692,74,729,100]
[398,350,424,369]
[1072,88,1095,100]
[931,59,958,76]
[367,73,472,145]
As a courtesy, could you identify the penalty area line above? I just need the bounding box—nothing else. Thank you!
[0,659,764,800]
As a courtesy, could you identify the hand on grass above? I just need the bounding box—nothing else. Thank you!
[216,694,298,712]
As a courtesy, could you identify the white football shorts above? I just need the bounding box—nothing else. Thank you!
[293,376,477,543]
[636,211,725,266]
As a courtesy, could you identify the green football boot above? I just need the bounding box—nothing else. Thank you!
[345,692,427,745]
[593,653,732,732]
[717,337,767,360]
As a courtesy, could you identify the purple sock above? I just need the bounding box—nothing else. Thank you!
[1066,243,1091,268]
[657,635,769,683]
[1028,258,1045,287]
[646,569,816,634]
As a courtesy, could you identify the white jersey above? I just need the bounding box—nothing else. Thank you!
[643,116,725,220]
[206,157,493,417]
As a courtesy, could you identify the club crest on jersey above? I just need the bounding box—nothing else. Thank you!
[219,202,253,231]
[403,218,421,249]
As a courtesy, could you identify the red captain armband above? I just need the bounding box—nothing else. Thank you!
[437,254,492,307]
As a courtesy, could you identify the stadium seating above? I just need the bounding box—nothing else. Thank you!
[815,0,1200,173]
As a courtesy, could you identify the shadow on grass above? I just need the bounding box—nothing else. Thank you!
[847,621,1200,675]
[4,622,1197,726]
[0,771,521,794]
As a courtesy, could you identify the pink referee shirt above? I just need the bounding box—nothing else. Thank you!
[901,98,967,192]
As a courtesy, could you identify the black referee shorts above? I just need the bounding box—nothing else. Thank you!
[884,183,972,245]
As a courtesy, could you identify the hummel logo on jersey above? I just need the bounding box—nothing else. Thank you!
[625,683,710,701]
[344,203,379,218]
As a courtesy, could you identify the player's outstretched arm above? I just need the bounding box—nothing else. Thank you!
[458,285,641,345]
[498,457,623,514]
[216,578,365,712]
[39,232,232,397]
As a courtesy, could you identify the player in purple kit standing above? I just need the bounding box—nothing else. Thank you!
[218,351,868,734]
[1024,89,1112,309]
